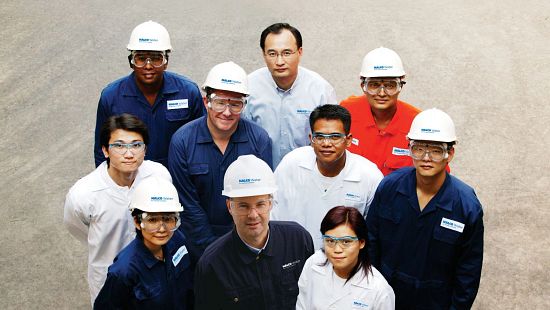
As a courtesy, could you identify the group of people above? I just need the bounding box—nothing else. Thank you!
[64,20,484,310]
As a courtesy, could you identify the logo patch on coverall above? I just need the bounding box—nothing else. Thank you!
[172,245,188,267]
[167,99,189,109]
[440,218,465,233]
[392,147,410,156]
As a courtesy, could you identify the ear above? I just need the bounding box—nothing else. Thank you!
[203,96,209,110]
[345,133,353,147]
[133,217,142,231]
[297,46,303,57]
[359,239,366,250]
[226,199,232,214]
[102,146,109,159]
[446,147,455,164]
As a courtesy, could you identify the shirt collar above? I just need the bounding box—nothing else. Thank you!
[311,251,374,289]
[396,168,453,212]
[298,149,362,182]
[232,223,275,265]
[135,238,163,269]
[272,67,302,94]
[363,99,406,135]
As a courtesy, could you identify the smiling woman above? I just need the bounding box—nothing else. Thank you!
[296,206,395,310]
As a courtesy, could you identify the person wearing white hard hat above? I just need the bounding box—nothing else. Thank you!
[94,177,195,309]
[168,62,272,258]
[194,155,314,310]
[272,104,383,249]
[340,47,421,176]
[366,108,484,309]
[244,23,338,168]
[94,20,205,168]
[64,114,172,305]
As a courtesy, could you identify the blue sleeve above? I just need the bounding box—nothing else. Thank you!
[259,134,273,170]
[194,261,223,310]
[94,93,109,167]
[451,205,484,310]
[168,133,216,251]
[94,273,132,309]
[366,186,383,268]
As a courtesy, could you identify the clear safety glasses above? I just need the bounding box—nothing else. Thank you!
[230,198,272,216]
[311,133,348,145]
[108,142,145,155]
[409,141,449,162]
[208,94,246,114]
[322,235,359,249]
[139,213,180,233]
[362,78,403,96]
[131,52,167,68]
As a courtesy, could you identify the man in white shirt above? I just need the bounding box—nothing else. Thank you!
[272,105,383,249]
[64,114,171,304]
[244,23,337,168]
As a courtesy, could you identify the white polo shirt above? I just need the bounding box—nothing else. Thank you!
[272,147,383,249]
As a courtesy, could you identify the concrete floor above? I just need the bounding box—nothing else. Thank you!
[1,0,549,309]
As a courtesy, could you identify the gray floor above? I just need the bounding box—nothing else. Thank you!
[1,0,549,309]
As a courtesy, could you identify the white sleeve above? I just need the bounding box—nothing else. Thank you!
[374,282,396,310]
[365,168,383,213]
[326,84,338,105]
[63,188,90,244]
[271,161,290,221]
[295,259,311,310]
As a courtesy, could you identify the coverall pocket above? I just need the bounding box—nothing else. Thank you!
[166,107,190,121]
[432,226,460,263]
[223,287,258,309]
[189,163,209,175]
[133,283,161,301]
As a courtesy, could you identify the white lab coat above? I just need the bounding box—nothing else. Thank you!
[63,160,171,304]
[272,147,383,248]
[296,250,395,310]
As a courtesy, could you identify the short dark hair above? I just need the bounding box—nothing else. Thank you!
[320,206,372,282]
[309,104,352,135]
[99,114,149,165]
[260,23,302,51]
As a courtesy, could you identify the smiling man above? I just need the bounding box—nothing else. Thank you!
[244,23,337,168]
[194,155,314,310]
[340,47,421,175]
[64,114,172,305]
[94,20,205,168]
[366,108,484,309]
[168,62,272,257]
[272,105,383,249]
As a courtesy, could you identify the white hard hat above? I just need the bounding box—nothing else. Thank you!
[222,155,277,198]
[360,47,406,78]
[127,20,172,51]
[202,61,249,95]
[407,108,457,143]
[129,177,183,212]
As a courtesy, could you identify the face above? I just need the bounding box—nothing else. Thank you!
[227,194,272,247]
[205,89,244,134]
[134,212,175,250]
[263,30,302,87]
[102,129,145,175]
[362,77,401,113]
[411,140,454,178]
[310,119,351,172]
[323,224,365,277]
[132,50,167,88]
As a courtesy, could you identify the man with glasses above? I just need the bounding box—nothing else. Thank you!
[340,47,421,175]
[94,20,205,168]
[168,62,272,257]
[195,155,314,309]
[366,109,484,309]
[244,23,337,168]
[64,114,172,305]
[272,105,383,249]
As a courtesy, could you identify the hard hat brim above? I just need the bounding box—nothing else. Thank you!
[222,186,278,198]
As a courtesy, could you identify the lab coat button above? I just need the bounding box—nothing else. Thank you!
[233,297,239,303]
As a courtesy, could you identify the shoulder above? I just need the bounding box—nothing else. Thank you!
[378,167,414,189]
[164,71,200,90]
[248,67,270,80]
[447,175,483,214]
[107,240,141,277]
[397,100,421,118]
[100,74,131,97]
[138,160,171,180]
[240,118,270,139]
[347,152,382,174]
[340,95,367,110]
[306,250,327,265]
[277,146,313,168]
[299,67,331,85]
[173,116,204,138]
[67,165,106,197]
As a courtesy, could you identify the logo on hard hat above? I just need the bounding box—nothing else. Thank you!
[150,196,174,202]
[238,178,261,184]
[221,78,242,85]
[139,38,159,43]
[420,128,441,134]
[373,65,393,70]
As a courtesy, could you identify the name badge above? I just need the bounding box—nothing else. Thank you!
[352,138,359,146]
[440,218,465,233]
[172,245,188,267]
[345,192,362,202]
[392,147,410,156]
[167,99,189,110]
[352,300,370,308]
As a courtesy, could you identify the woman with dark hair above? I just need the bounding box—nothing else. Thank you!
[296,206,394,309]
